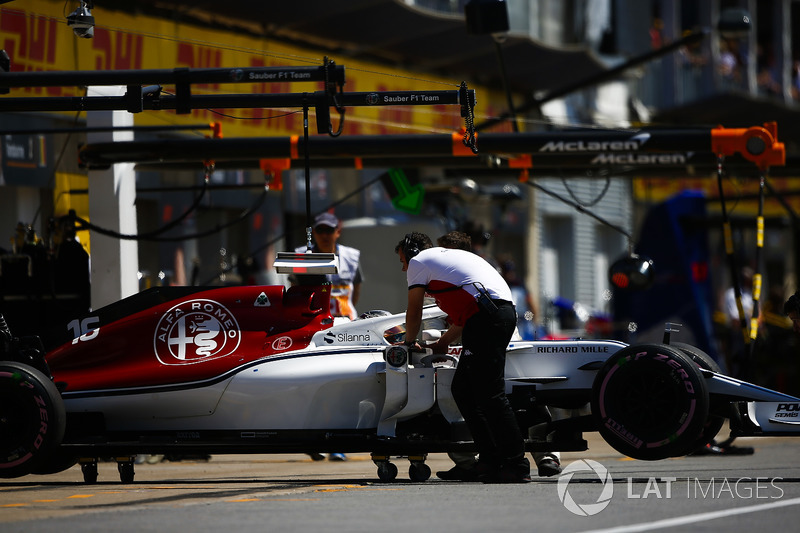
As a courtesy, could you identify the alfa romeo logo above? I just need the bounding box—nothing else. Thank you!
[557,459,614,516]
[154,299,241,365]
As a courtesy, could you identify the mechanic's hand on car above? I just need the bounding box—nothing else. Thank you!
[425,339,449,354]
[426,324,462,358]
[422,339,454,364]
[404,339,421,351]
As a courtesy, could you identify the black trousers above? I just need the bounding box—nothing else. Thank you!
[452,301,529,473]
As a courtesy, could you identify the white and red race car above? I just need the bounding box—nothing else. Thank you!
[2,279,798,483]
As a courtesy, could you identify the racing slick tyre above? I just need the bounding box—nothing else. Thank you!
[0,361,66,478]
[670,342,726,454]
[29,447,78,475]
[591,344,709,461]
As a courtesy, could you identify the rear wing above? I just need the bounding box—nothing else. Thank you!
[274,252,339,275]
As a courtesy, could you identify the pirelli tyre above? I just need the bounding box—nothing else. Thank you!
[29,447,78,476]
[669,342,726,454]
[591,344,709,461]
[0,361,66,478]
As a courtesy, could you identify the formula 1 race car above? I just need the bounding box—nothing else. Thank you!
[2,279,799,484]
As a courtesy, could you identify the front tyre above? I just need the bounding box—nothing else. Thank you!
[670,342,726,454]
[0,361,66,478]
[591,344,709,461]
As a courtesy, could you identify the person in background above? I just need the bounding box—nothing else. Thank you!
[293,212,363,321]
[498,257,539,341]
[397,231,530,483]
[783,290,800,337]
[293,211,363,461]
[436,230,472,251]
[721,266,759,380]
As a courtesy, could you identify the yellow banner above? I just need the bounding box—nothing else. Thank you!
[2,1,501,137]
[53,171,90,255]
[634,175,800,217]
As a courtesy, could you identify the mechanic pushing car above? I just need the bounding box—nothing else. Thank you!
[434,231,562,480]
[396,232,531,483]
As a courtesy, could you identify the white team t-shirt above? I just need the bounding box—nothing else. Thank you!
[406,247,512,326]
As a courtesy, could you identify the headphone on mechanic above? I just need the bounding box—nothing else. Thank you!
[402,233,421,261]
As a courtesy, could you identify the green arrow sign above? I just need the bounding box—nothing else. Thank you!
[388,168,424,214]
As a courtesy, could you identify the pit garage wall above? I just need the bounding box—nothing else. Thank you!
[535,177,632,336]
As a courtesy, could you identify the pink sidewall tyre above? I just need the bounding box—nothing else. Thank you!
[591,343,709,461]
[0,361,66,478]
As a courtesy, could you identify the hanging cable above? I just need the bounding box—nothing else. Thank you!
[459,81,478,154]
[521,178,631,241]
[199,173,387,285]
[69,173,268,242]
[139,166,212,237]
[715,155,750,353]
[66,171,210,240]
[323,56,346,137]
[561,174,612,208]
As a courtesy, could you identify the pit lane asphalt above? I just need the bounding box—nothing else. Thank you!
[2,433,799,533]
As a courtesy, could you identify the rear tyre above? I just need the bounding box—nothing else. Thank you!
[30,447,78,475]
[0,361,66,478]
[591,344,709,460]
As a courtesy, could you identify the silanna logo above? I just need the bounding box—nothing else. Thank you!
[324,331,374,344]
[540,133,651,153]
[154,299,241,365]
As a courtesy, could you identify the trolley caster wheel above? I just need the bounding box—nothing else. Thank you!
[409,462,431,482]
[80,460,98,484]
[376,462,398,482]
[117,459,135,483]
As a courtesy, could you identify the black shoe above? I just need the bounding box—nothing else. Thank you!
[479,467,532,484]
[536,458,562,477]
[436,465,479,481]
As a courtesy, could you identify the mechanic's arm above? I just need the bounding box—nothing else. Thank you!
[404,286,426,345]
[427,324,463,354]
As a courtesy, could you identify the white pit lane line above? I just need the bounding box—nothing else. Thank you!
[577,497,800,533]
